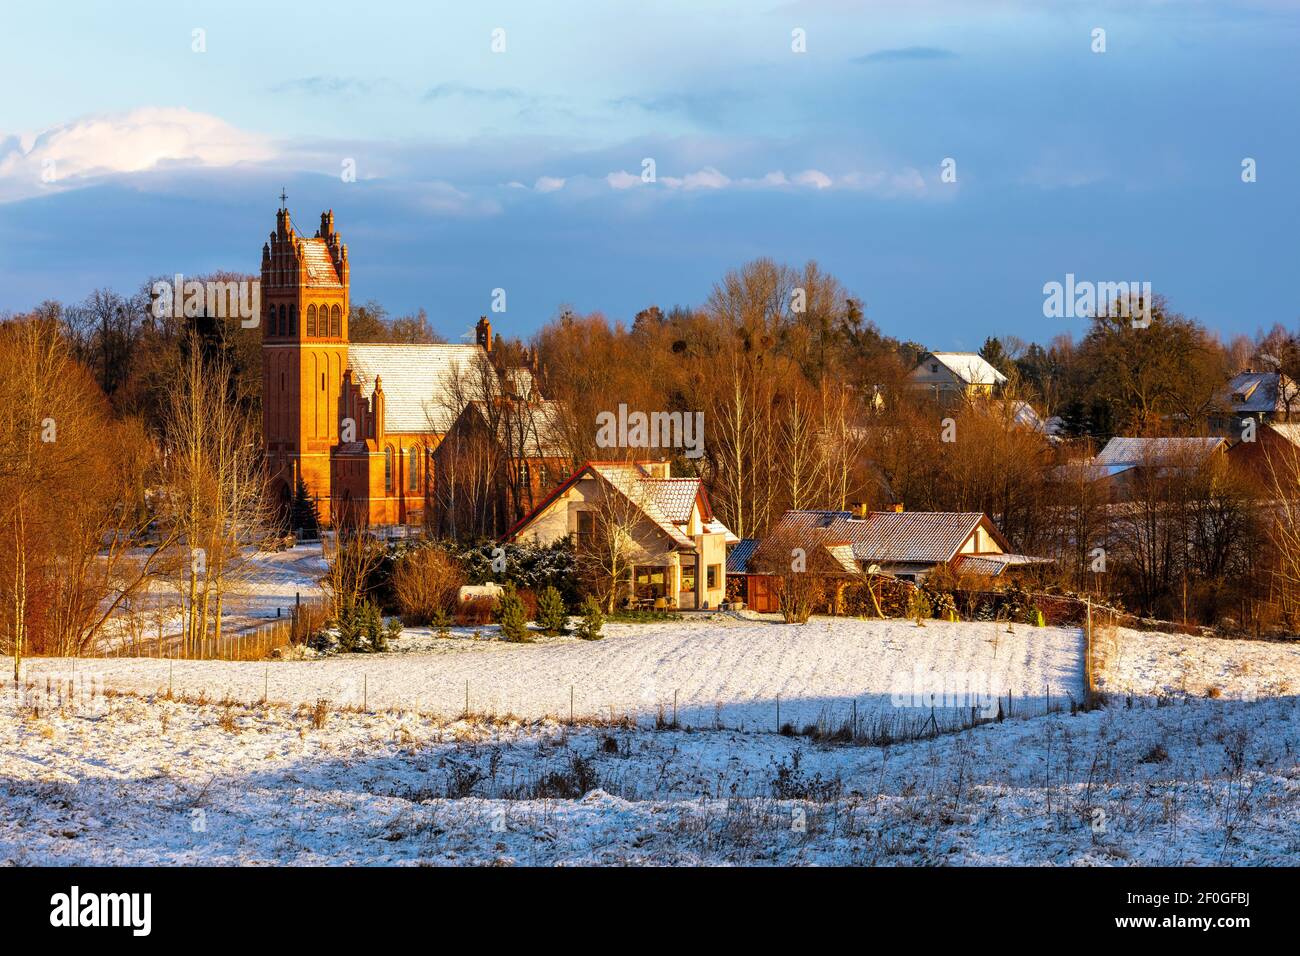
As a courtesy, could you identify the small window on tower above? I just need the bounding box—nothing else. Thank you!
[321,373,326,391]
[330,305,341,338]
[307,305,317,336]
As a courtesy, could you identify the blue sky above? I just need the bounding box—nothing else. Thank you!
[1,0,1297,348]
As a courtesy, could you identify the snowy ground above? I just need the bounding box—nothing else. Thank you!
[2,687,1296,865]
[6,616,1299,865]
[100,544,328,651]
[18,616,1087,731]
[1098,625,1300,701]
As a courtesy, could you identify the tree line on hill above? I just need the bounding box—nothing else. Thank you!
[3,257,1300,660]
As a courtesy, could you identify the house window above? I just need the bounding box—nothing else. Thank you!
[931,363,939,373]
[576,510,595,544]
[634,566,667,598]
[681,564,696,595]
[707,564,721,589]
[384,446,394,492]
[408,447,419,491]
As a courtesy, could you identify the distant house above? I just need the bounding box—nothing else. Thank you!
[977,398,1063,440]
[505,461,737,610]
[907,352,1007,403]
[1228,422,1300,490]
[1210,370,1300,434]
[753,507,1044,586]
[1054,436,1229,500]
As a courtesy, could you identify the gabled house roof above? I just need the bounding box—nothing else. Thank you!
[913,352,1008,387]
[763,509,1011,570]
[1262,422,1300,447]
[503,461,737,549]
[1096,436,1227,470]
[1220,370,1299,415]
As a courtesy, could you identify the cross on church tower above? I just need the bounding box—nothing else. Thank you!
[279,187,287,209]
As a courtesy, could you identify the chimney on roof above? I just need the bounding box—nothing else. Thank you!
[476,316,493,352]
[889,502,904,513]
[850,502,870,518]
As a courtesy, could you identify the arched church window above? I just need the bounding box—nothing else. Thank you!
[408,447,419,491]
[277,304,286,336]
[288,304,296,335]
[330,305,341,338]
[307,304,317,336]
[384,446,394,492]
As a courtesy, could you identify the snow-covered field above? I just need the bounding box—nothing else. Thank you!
[19,616,1086,730]
[2,687,1297,865]
[100,544,328,650]
[1098,625,1300,701]
[5,616,1299,865]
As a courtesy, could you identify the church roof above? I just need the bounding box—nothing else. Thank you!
[346,343,489,433]
[299,238,342,287]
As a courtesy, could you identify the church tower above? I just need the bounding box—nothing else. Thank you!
[261,198,350,516]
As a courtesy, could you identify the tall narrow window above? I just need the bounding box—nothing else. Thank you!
[277,304,286,336]
[330,305,341,337]
[408,447,419,491]
[288,304,296,335]
[307,304,317,336]
[384,446,394,492]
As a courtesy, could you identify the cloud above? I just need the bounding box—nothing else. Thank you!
[533,176,566,193]
[853,46,958,64]
[0,108,276,202]
[661,167,731,190]
[269,76,377,96]
[606,170,642,189]
[793,169,833,189]
[603,165,912,194]
[423,83,529,103]
[609,90,755,125]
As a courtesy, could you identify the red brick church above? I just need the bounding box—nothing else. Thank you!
[259,201,554,529]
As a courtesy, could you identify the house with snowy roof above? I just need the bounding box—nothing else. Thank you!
[1210,369,1300,434]
[1050,436,1230,501]
[748,507,1046,590]
[907,351,1007,403]
[505,461,737,610]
